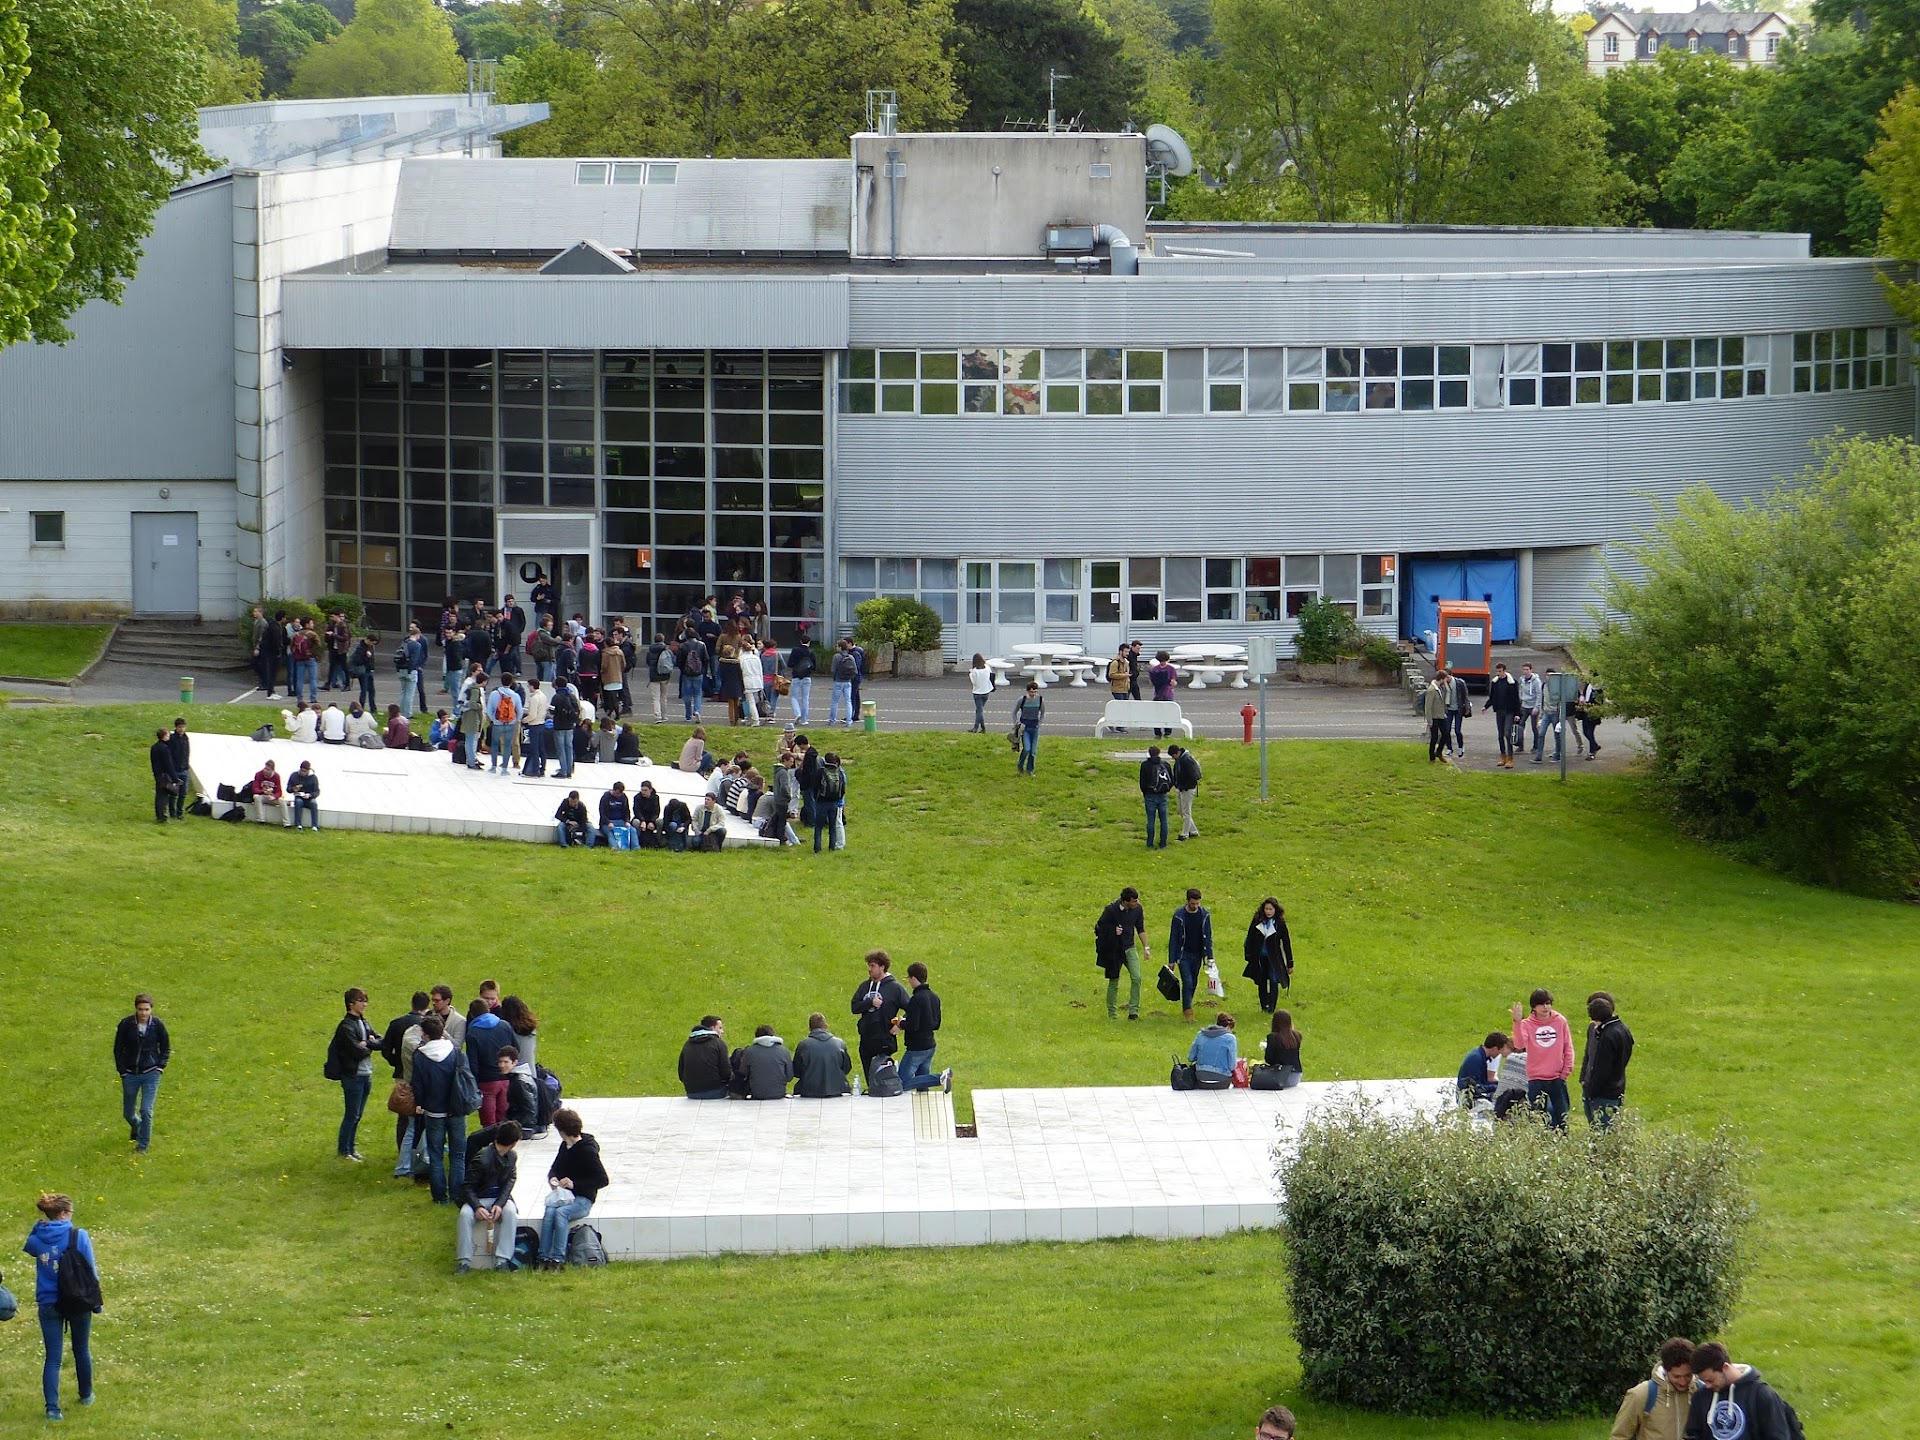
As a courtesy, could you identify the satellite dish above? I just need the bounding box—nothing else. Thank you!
[1145,124,1195,178]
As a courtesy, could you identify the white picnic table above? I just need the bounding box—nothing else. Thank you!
[984,658,1022,688]
[1170,644,1250,689]
[1009,643,1087,686]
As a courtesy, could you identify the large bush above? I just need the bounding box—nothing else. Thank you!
[1579,435,1920,897]
[851,596,943,652]
[1279,1104,1749,1419]
[1293,596,1401,670]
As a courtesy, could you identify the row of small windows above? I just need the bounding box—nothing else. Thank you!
[573,160,678,186]
[843,332,1907,418]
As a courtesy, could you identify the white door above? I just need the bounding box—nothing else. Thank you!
[959,561,1040,659]
[132,512,199,617]
[1088,559,1123,656]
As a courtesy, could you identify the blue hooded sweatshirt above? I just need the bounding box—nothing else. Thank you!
[465,1010,511,1078]
[23,1218,94,1307]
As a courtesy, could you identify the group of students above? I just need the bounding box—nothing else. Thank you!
[1094,886,1297,1021]
[677,951,951,1100]
[551,727,850,853]
[322,979,612,1274]
[1423,660,1607,767]
[1455,988,1636,1129]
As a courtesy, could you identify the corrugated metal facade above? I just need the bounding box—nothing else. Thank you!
[282,273,850,350]
[0,184,236,482]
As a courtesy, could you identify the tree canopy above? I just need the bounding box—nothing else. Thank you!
[155,0,262,102]
[11,0,211,344]
[0,0,73,346]
[240,0,341,96]
[289,0,465,98]
[951,0,1142,131]
[1579,436,1920,898]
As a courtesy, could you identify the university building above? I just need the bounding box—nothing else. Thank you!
[0,94,1909,658]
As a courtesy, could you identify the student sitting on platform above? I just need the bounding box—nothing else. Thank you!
[429,710,456,749]
[731,1024,793,1100]
[282,701,319,742]
[384,704,413,749]
[319,701,348,745]
[455,1120,521,1274]
[677,726,708,774]
[679,1017,731,1099]
[792,1014,853,1097]
[1457,1032,1507,1108]
[288,760,321,831]
[597,782,632,847]
[693,792,728,852]
[634,780,662,845]
[554,791,591,847]
[1493,1036,1529,1119]
[614,723,643,765]
[536,1108,609,1271]
[662,796,693,852]
[251,759,292,826]
[1188,1012,1238,1089]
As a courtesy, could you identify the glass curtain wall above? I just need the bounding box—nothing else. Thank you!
[322,348,826,636]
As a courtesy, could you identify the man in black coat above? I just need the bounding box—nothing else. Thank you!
[165,718,192,819]
[114,992,170,1152]
[678,1016,732,1099]
[1095,886,1150,1020]
[1580,990,1635,1129]
[897,962,950,1093]
[850,950,910,1082]
[381,991,431,1177]
[1487,661,1522,769]
[148,729,176,824]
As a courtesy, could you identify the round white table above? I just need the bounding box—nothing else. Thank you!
[1170,644,1249,688]
[1009,643,1086,686]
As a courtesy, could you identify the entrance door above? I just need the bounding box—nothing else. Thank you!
[959,561,1040,659]
[131,512,199,617]
[506,553,592,627]
[1088,559,1123,656]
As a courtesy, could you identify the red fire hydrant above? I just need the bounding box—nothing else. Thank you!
[1241,702,1257,743]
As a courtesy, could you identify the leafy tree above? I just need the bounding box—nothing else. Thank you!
[1596,51,1771,228]
[952,0,1143,130]
[289,0,465,97]
[0,0,72,347]
[1087,0,1198,128]
[1867,82,1920,320]
[1579,436,1920,898]
[240,0,341,96]
[154,0,262,102]
[454,0,550,60]
[503,0,957,158]
[14,0,212,343]
[1203,0,1606,224]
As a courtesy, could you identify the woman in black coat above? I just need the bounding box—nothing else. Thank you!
[1242,897,1294,1013]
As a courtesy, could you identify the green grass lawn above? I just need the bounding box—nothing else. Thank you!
[0,706,1915,1438]
[0,622,111,681]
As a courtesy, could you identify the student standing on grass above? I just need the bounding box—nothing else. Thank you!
[24,1193,98,1421]
[113,993,169,1153]
[1095,886,1150,1020]
[1170,743,1202,840]
[1510,988,1574,1130]
[1611,1337,1696,1440]
[851,951,910,1083]
[408,1015,466,1203]
[381,992,431,1178]
[1684,1342,1801,1440]
[148,728,176,824]
[166,718,191,819]
[897,962,952,1093]
[812,751,847,852]
[1242,898,1294,1012]
[1013,682,1045,774]
[1139,745,1173,849]
[325,987,378,1160]
[1581,991,1635,1129]
[1168,888,1214,1022]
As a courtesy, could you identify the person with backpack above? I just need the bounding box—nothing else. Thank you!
[24,1192,99,1421]
[549,683,581,779]
[812,750,847,852]
[1012,682,1045,774]
[1576,673,1606,758]
[484,676,522,776]
[407,1014,472,1203]
[678,630,708,721]
[787,634,816,725]
[527,620,556,685]
[326,987,379,1161]
[1138,745,1173,849]
[1684,1342,1802,1440]
[1611,1337,1697,1440]
[1095,886,1151,1020]
[643,632,673,722]
[456,664,488,769]
[1169,743,1203,840]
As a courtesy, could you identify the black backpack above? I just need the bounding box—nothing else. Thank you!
[1146,760,1173,795]
[54,1234,101,1319]
[392,644,411,674]
[682,643,705,678]
[816,765,846,803]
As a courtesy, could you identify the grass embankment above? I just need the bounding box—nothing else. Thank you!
[0,708,1914,1439]
[0,622,112,681]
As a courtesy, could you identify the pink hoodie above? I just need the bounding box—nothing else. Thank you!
[1515,1008,1574,1081]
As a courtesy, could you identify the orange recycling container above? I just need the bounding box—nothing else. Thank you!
[1435,600,1494,680]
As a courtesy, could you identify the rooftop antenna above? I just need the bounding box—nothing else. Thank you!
[1047,69,1071,134]
[866,89,899,135]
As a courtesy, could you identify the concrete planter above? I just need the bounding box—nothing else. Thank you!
[893,648,945,678]
[864,641,895,675]
[1294,658,1400,687]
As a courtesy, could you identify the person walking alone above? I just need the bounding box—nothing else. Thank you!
[24,1193,99,1421]
[1241,898,1294,1012]
[1013,682,1044,774]
[1094,886,1150,1020]
[1168,888,1214,1022]
[968,653,994,732]
[113,993,170,1152]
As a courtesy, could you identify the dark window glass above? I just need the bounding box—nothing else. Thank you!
[1541,375,1572,407]
[604,477,649,510]
[1326,348,1359,378]
[361,438,399,468]
[452,541,494,573]
[655,376,704,409]
[658,547,706,580]
[1401,347,1435,376]
[548,474,595,508]
[409,537,448,570]
[406,403,446,435]
[602,410,648,448]
[654,480,704,510]
[656,513,706,546]
[712,377,763,410]
[604,582,651,613]
[502,442,543,474]
[501,407,543,440]
[448,439,492,472]
[717,514,764,547]
[1509,378,1537,406]
[450,406,492,438]
[605,511,650,545]
[715,412,763,444]
[325,498,357,532]
[1574,342,1603,372]
[361,469,399,499]
[770,414,823,445]
[360,500,401,534]
[1402,379,1434,411]
[715,481,763,511]
[407,503,446,536]
[325,434,356,465]
[1542,344,1572,374]
[548,409,594,442]
[603,445,649,476]
[360,401,399,434]
[715,448,764,478]
[655,411,704,444]
[325,468,355,498]
[502,475,544,506]
[449,474,493,505]
[770,483,824,513]
[549,443,594,475]
[1363,347,1398,376]
[715,549,765,582]
[768,449,824,481]
[656,446,705,476]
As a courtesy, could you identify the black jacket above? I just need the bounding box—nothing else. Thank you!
[1138,756,1173,795]
[1488,675,1521,716]
[797,747,822,796]
[903,986,942,1051]
[788,643,816,678]
[599,790,632,826]
[1242,918,1294,982]
[851,975,911,1055]
[325,1014,375,1081]
[792,1028,852,1096]
[1580,1015,1635,1100]
[410,1045,461,1116]
[678,1030,732,1094]
[114,1015,170,1074]
[149,740,175,782]
[548,1133,610,1202]
[462,1141,518,1209]
[379,1010,427,1078]
[1172,752,1202,791]
[166,730,190,769]
[1684,1369,1796,1440]
[1094,899,1147,978]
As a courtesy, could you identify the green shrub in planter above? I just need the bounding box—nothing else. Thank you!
[1294,596,1361,664]
[851,597,942,653]
[1278,1104,1750,1419]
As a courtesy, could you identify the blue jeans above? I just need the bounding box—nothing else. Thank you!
[538,661,556,683]
[1447,710,1465,749]
[489,722,513,770]
[523,725,547,775]
[422,1113,467,1203]
[813,803,845,852]
[402,669,423,716]
[681,674,703,720]
[292,796,320,829]
[39,1303,91,1413]
[831,680,853,725]
[1018,723,1038,772]
[1143,792,1168,847]
[972,692,988,731]
[325,655,349,691]
[1528,1078,1570,1130]
[357,669,376,707]
[1583,1093,1621,1129]
[553,727,575,776]
[395,1115,418,1176]
[122,1070,161,1149]
[900,1047,943,1091]
[791,675,812,723]
[1175,954,1203,1012]
[339,1073,371,1156]
[540,1191,595,1262]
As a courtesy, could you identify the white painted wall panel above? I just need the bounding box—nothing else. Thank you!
[0,480,239,619]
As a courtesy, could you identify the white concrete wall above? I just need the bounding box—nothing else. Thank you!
[0,480,239,619]
[234,160,404,606]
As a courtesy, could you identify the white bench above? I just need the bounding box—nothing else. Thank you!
[1094,699,1193,738]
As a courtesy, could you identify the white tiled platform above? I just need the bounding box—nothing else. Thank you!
[189,732,771,845]
[511,1079,1451,1260]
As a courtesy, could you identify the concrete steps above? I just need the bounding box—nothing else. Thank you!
[106,619,247,672]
